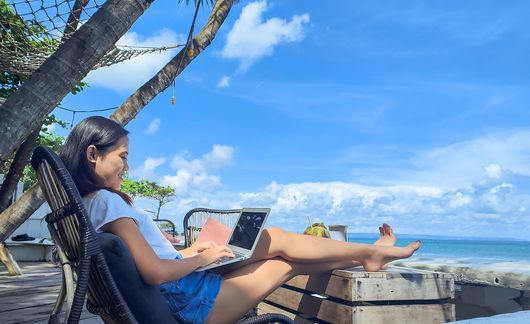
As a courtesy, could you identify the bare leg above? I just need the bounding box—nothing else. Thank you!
[251,226,420,271]
[206,258,359,324]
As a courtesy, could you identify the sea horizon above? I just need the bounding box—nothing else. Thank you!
[347,232,530,242]
[345,233,530,274]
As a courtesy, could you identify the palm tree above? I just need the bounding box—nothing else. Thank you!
[0,0,154,161]
[0,0,234,260]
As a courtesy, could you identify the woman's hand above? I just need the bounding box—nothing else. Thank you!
[192,241,218,253]
[180,241,218,258]
[179,241,223,258]
[195,245,235,267]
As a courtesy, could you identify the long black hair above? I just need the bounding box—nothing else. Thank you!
[60,116,132,204]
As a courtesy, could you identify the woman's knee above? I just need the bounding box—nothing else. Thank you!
[264,226,290,242]
[263,227,293,257]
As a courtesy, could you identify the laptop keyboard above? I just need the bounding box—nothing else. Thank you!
[216,252,245,264]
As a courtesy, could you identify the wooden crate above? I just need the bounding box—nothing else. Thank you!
[258,266,455,324]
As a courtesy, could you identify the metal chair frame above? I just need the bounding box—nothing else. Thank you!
[182,208,241,247]
[154,218,178,236]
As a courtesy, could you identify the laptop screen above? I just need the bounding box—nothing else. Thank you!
[228,211,267,250]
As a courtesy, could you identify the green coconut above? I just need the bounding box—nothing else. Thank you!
[303,222,331,238]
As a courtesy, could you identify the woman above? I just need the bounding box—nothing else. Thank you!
[60,116,420,324]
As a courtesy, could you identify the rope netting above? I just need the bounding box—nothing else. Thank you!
[0,0,184,76]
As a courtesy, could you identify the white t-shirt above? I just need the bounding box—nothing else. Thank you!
[82,189,180,260]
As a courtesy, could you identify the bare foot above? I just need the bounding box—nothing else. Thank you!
[362,241,421,272]
[374,224,397,270]
[374,223,396,247]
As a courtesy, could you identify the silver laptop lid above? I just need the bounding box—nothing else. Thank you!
[226,208,270,255]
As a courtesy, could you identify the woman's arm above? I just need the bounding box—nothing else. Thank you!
[102,218,233,285]
[159,228,180,243]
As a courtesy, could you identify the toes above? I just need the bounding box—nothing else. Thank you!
[408,240,421,252]
[384,224,394,236]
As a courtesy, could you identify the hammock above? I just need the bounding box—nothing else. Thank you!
[0,0,184,76]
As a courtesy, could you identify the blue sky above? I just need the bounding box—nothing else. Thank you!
[53,1,530,239]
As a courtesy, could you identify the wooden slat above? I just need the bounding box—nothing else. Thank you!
[0,286,60,299]
[257,302,317,324]
[0,277,61,290]
[285,273,353,300]
[265,286,353,323]
[353,304,455,324]
[285,267,454,301]
[0,272,61,285]
[0,289,60,312]
[1,297,100,323]
[332,266,453,279]
[352,274,454,301]
[265,286,455,324]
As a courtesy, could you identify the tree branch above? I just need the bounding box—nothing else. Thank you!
[110,0,234,125]
[0,130,39,212]
[0,184,44,242]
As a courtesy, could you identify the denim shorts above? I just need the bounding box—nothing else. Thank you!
[160,256,223,324]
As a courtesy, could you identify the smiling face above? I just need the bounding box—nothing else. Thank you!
[87,136,129,190]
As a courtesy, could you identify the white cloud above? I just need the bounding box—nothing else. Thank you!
[148,165,530,239]
[203,144,234,169]
[221,1,310,72]
[399,130,530,188]
[235,171,530,238]
[162,145,234,195]
[132,131,530,240]
[129,157,166,179]
[217,75,231,88]
[483,164,502,179]
[145,118,161,134]
[84,29,185,93]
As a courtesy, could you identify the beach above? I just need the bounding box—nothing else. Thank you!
[349,233,530,321]
[348,234,530,276]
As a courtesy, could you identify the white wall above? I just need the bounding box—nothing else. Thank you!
[10,202,52,239]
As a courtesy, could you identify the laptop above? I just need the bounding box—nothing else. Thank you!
[195,208,270,271]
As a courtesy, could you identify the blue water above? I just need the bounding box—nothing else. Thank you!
[347,234,530,273]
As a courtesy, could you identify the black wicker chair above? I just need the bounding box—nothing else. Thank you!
[32,146,293,324]
[31,146,172,324]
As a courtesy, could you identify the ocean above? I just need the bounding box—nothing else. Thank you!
[347,234,530,275]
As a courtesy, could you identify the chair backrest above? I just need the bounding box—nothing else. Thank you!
[31,146,176,324]
[182,208,241,247]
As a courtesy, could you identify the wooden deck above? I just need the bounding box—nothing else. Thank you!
[0,262,101,324]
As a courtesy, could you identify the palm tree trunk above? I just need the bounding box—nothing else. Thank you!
[0,184,44,242]
[0,130,39,212]
[110,0,234,125]
[0,0,155,161]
